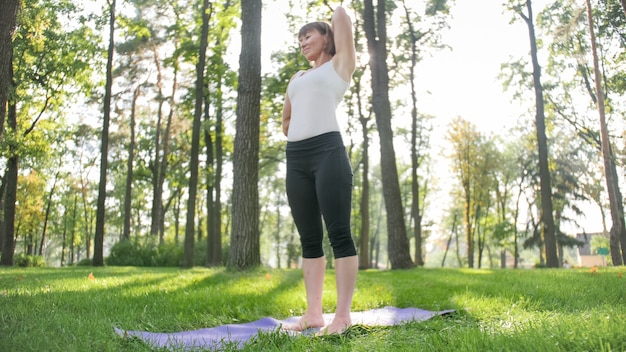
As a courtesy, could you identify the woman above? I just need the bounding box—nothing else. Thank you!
[281,6,357,335]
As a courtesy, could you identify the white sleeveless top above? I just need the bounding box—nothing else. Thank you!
[287,60,350,142]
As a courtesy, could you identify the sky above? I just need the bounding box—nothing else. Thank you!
[412,0,602,235]
[259,1,603,235]
[416,1,531,132]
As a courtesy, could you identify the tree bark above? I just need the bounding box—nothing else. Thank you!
[92,0,116,266]
[228,0,262,269]
[520,0,558,268]
[39,169,60,255]
[363,0,413,269]
[0,0,20,266]
[402,0,425,266]
[204,100,216,265]
[149,44,175,244]
[358,102,370,270]
[1,104,18,266]
[585,0,625,265]
[0,0,19,141]
[123,86,139,241]
[206,8,227,267]
[211,90,224,266]
[183,0,211,268]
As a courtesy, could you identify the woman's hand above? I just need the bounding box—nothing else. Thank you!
[282,93,291,137]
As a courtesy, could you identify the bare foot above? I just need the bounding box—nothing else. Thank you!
[282,314,325,331]
[316,317,351,335]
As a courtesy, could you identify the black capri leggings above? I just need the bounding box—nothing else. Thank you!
[286,132,357,259]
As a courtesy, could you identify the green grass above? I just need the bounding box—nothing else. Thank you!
[1,266,625,351]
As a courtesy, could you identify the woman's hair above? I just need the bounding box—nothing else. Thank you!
[298,22,336,56]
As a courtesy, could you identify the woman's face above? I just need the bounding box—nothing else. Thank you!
[299,29,327,62]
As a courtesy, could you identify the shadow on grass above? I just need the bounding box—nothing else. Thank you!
[173,267,305,320]
[0,266,308,351]
[362,267,625,315]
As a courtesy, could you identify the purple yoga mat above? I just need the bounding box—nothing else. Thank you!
[115,306,454,350]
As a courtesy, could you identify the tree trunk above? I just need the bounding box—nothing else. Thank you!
[371,196,384,268]
[61,206,68,266]
[93,0,116,266]
[513,180,524,269]
[211,95,224,265]
[464,184,473,267]
[39,169,60,255]
[174,189,182,245]
[0,174,6,254]
[70,194,77,264]
[520,0,558,268]
[0,0,19,141]
[206,17,226,267]
[1,104,18,266]
[204,76,224,267]
[80,172,92,259]
[228,0,262,270]
[123,86,139,241]
[402,1,425,267]
[150,51,164,239]
[585,0,625,265]
[274,196,282,268]
[358,114,370,270]
[149,45,168,243]
[0,0,20,266]
[353,70,370,270]
[204,102,216,265]
[363,0,413,269]
[442,211,458,267]
[183,0,211,268]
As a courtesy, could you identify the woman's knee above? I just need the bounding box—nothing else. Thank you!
[300,233,324,258]
[329,229,356,258]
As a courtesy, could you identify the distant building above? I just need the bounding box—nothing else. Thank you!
[576,232,609,267]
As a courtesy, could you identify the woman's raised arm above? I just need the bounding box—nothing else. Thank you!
[331,6,356,82]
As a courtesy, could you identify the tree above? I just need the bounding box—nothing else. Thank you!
[518,0,625,265]
[133,0,186,244]
[2,0,95,265]
[447,117,485,268]
[0,0,20,265]
[362,0,413,269]
[585,0,626,264]
[38,167,61,255]
[227,0,262,270]
[205,0,237,267]
[125,83,144,241]
[492,137,525,268]
[183,0,211,268]
[16,172,46,255]
[352,66,372,270]
[93,0,117,266]
[398,0,446,266]
[513,0,559,267]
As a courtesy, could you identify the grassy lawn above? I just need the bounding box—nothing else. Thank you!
[1,266,624,351]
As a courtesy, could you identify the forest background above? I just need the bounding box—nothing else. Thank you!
[0,0,624,270]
